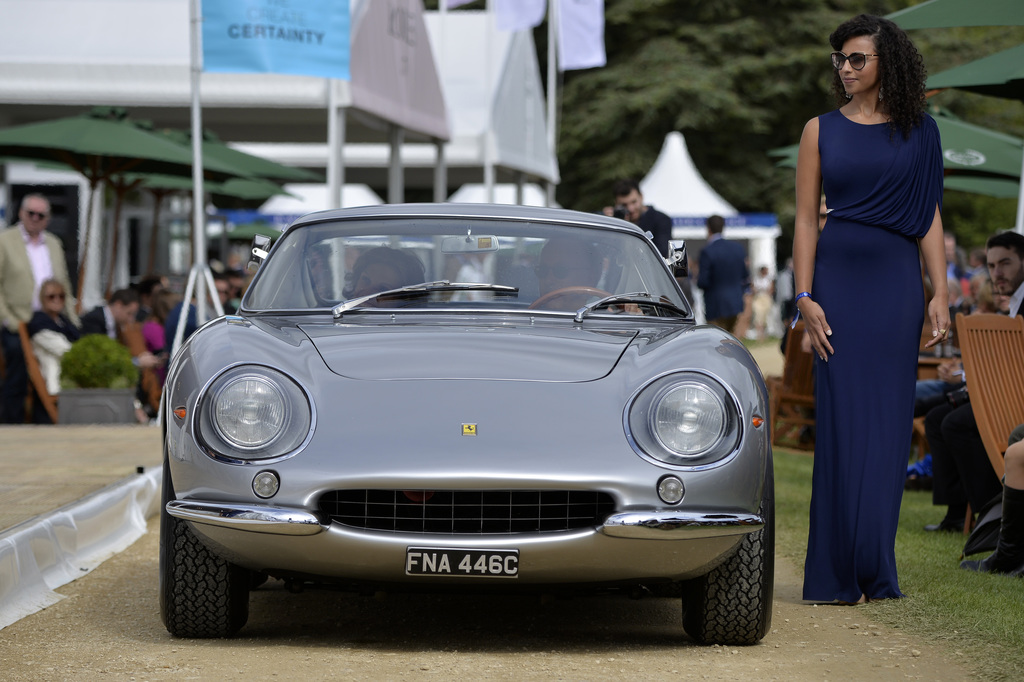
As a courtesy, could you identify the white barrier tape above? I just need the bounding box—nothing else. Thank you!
[0,467,161,630]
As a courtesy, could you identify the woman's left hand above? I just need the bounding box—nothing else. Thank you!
[922,298,951,349]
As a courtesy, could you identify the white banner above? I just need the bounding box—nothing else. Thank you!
[558,0,606,71]
[495,0,547,32]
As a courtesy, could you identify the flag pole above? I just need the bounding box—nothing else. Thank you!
[545,0,558,207]
[180,0,222,361]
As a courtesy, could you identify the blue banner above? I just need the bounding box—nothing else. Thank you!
[202,0,350,80]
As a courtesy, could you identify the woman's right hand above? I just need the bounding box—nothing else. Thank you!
[798,297,833,361]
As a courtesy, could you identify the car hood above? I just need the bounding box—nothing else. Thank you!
[298,323,639,382]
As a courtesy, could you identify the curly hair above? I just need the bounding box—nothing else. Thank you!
[829,14,927,140]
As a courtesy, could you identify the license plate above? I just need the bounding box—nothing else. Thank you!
[405,547,519,578]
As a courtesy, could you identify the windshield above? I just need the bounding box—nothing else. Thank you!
[244,217,690,315]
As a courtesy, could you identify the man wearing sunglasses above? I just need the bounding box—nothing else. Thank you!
[0,193,78,423]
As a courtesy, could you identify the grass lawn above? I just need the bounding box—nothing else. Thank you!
[775,447,1024,681]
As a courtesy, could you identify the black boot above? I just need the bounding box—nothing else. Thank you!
[961,485,1024,576]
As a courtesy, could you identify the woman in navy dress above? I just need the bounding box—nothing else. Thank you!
[793,15,949,604]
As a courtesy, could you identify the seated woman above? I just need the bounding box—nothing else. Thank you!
[342,246,426,301]
[28,278,81,422]
[142,289,180,390]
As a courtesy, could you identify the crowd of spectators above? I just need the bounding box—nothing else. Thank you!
[0,192,248,424]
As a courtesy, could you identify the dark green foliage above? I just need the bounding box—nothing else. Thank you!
[60,334,138,389]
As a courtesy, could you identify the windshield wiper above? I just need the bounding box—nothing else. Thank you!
[573,292,690,322]
[332,281,519,318]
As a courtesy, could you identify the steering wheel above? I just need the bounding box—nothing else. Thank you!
[529,286,611,311]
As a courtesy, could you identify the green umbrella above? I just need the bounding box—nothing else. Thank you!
[768,111,1023,180]
[0,108,242,304]
[887,0,1024,29]
[131,173,291,200]
[200,131,321,184]
[944,176,1021,199]
[221,221,284,243]
[925,46,1024,231]
[927,44,1024,101]
[119,173,291,275]
[147,127,322,184]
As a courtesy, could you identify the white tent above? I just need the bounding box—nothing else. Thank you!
[640,131,781,275]
[260,184,384,218]
[448,183,558,207]
[640,132,737,218]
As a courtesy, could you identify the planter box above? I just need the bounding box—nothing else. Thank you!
[59,388,137,424]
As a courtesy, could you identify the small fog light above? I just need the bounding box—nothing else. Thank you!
[657,476,684,504]
[252,471,280,499]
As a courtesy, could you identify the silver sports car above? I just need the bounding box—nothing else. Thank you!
[160,204,774,645]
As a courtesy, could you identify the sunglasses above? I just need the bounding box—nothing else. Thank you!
[25,210,50,220]
[45,292,66,300]
[536,264,588,279]
[831,51,878,71]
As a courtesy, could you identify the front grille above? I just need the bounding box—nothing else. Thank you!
[318,489,616,534]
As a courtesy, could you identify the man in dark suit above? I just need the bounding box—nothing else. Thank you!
[924,230,1024,532]
[697,214,748,332]
[80,287,140,338]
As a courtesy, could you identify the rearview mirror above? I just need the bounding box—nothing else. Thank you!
[441,235,499,253]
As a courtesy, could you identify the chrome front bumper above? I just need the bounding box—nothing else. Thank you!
[166,500,763,540]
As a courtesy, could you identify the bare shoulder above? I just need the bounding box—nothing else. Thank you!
[800,117,820,142]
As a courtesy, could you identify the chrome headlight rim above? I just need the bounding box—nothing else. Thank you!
[196,363,314,464]
[624,370,741,469]
[649,380,727,455]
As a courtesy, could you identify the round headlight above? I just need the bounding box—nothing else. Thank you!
[625,371,739,468]
[652,382,726,455]
[198,365,312,461]
[213,375,288,449]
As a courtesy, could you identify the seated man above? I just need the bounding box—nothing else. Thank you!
[342,246,426,301]
[924,231,1024,531]
[81,287,164,417]
[961,424,1024,576]
[531,238,605,310]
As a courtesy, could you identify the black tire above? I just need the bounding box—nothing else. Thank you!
[682,461,775,645]
[159,457,251,638]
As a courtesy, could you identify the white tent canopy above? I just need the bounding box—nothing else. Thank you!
[640,131,780,274]
[640,132,737,218]
[260,184,383,218]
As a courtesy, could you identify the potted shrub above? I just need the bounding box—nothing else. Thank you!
[58,334,140,424]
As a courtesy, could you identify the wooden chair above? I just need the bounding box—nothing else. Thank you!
[769,321,816,451]
[18,321,59,424]
[955,312,1024,480]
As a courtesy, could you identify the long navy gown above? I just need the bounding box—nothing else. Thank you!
[803,110,943,602]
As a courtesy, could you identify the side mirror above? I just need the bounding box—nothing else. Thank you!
[247,234,273,271]
[667,240,688,277]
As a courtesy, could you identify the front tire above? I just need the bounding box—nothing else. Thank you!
[159,457,251,638]
[682,463,775,645]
